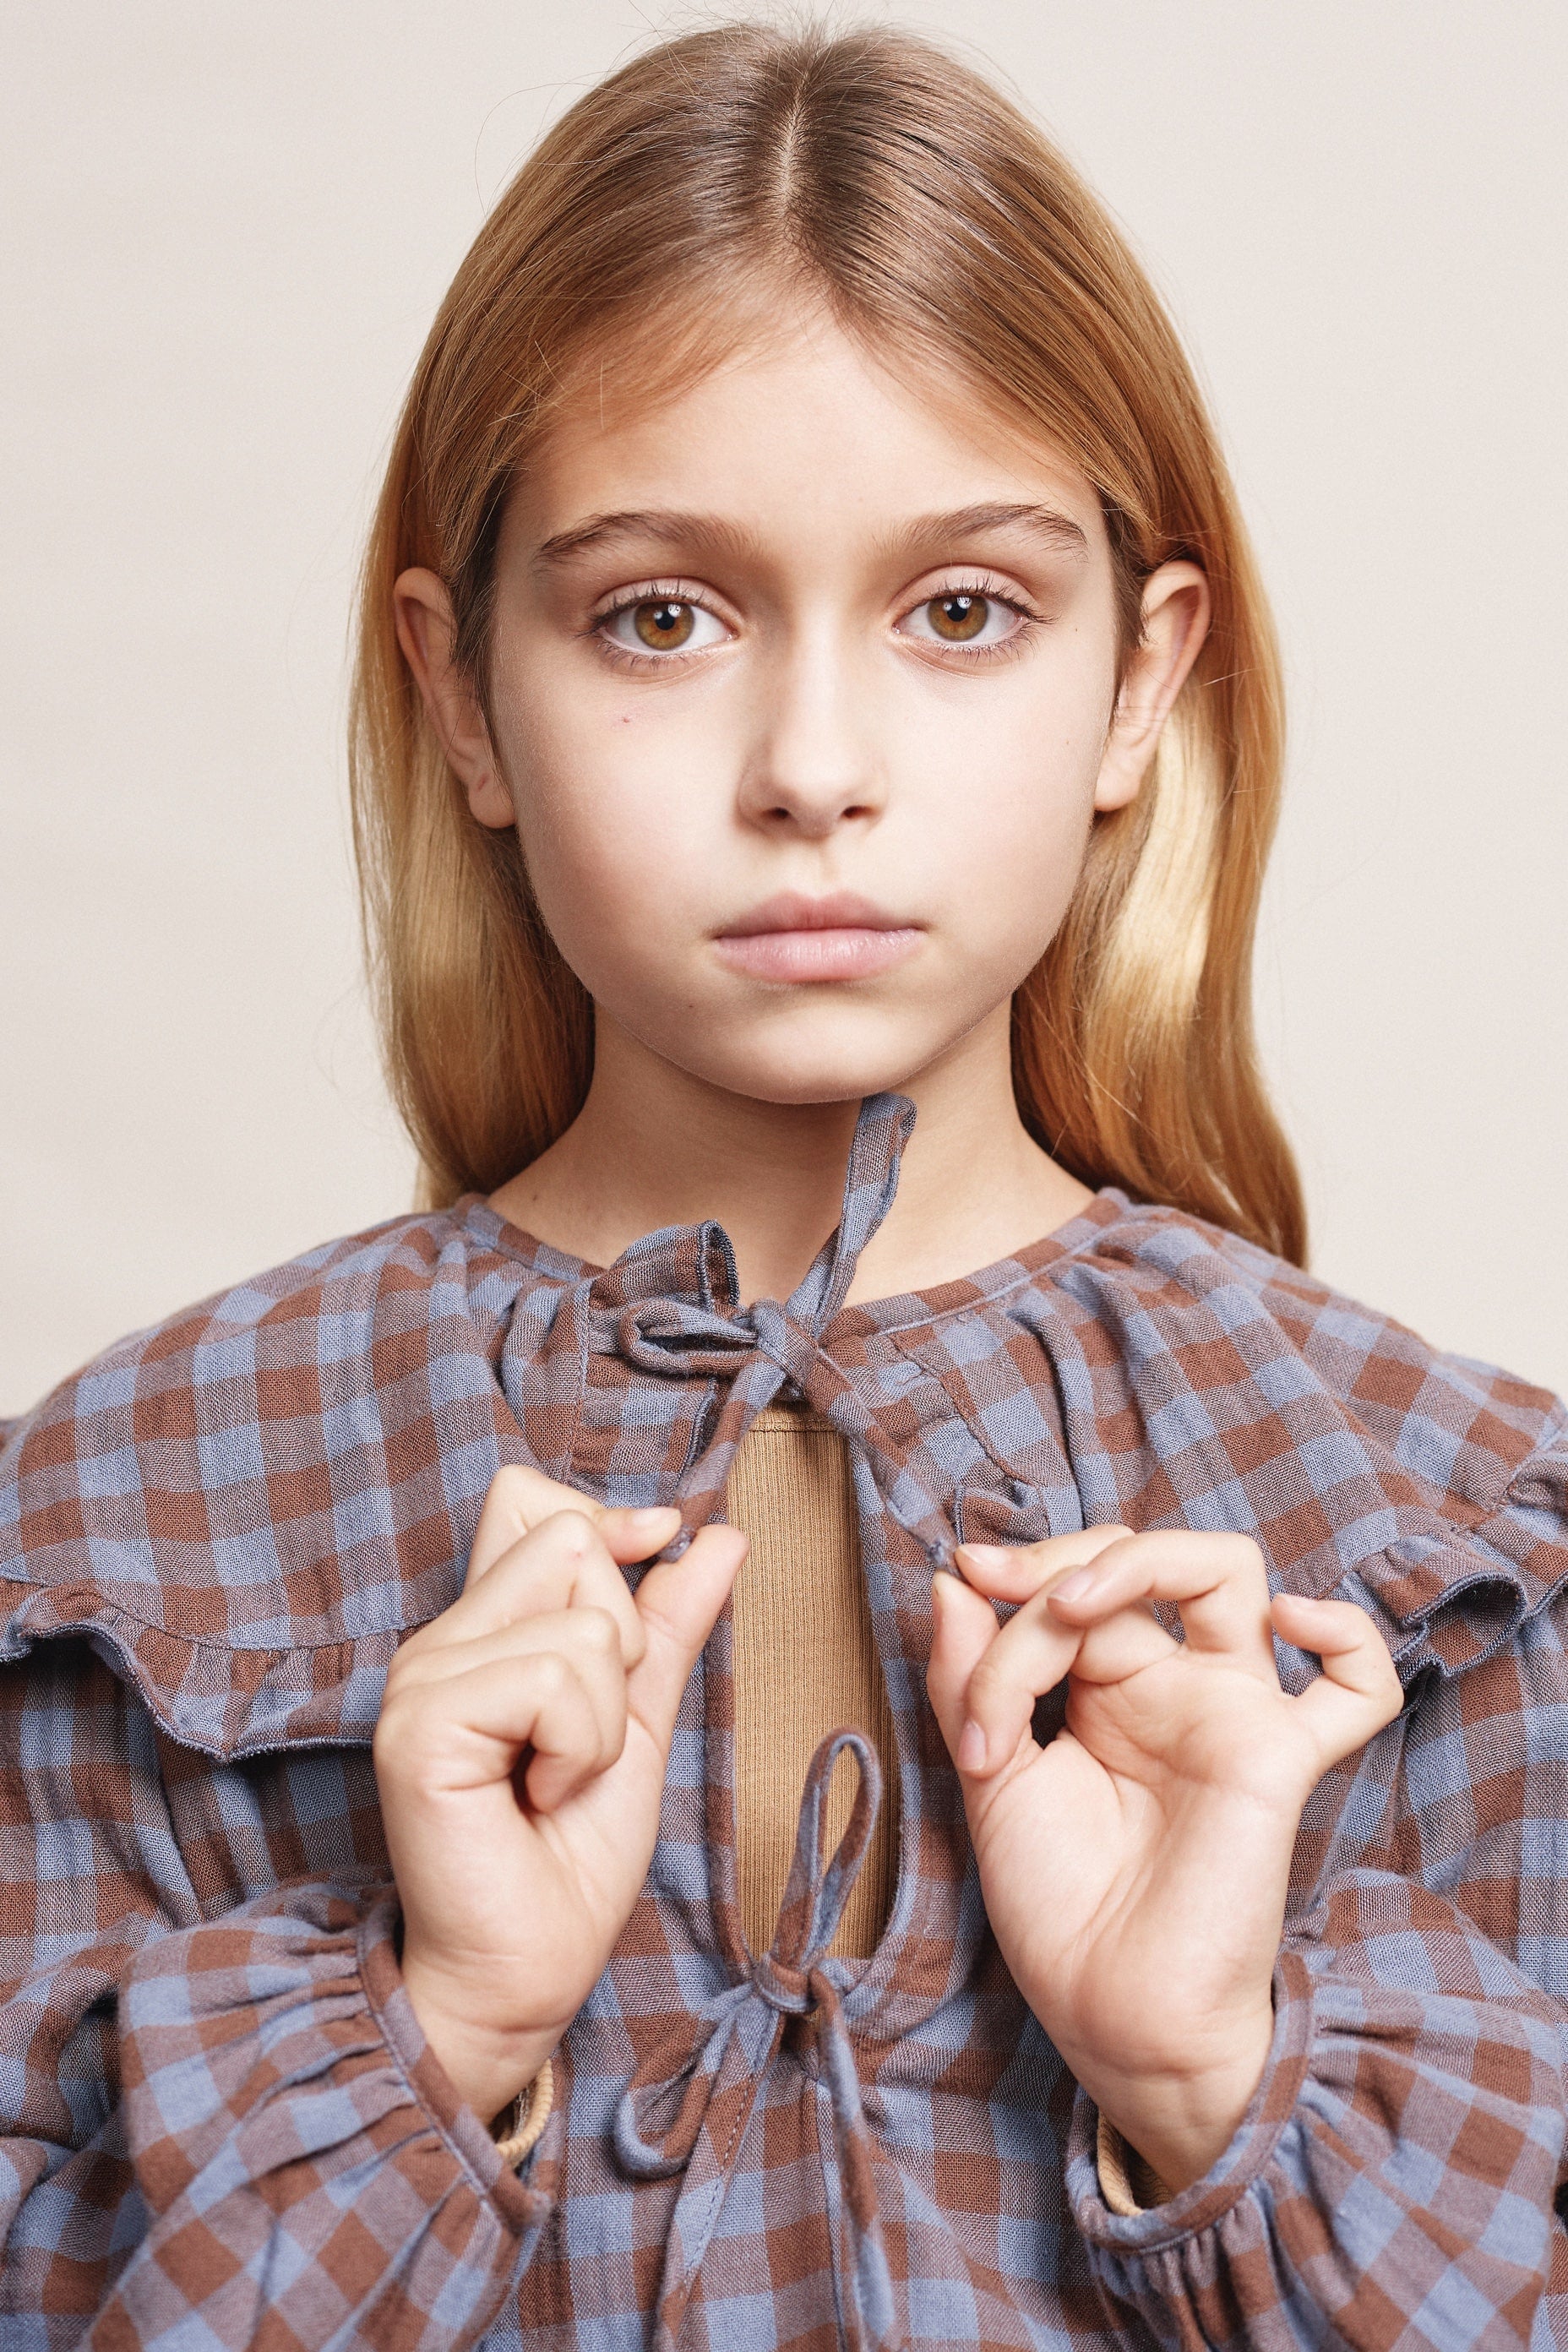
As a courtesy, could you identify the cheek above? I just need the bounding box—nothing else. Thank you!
[896,678,1107,914]
[492,689,718,957]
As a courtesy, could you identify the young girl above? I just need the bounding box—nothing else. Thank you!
[3,21,1564,2349]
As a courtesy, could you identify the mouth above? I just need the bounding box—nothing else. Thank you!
[711,890,925,983]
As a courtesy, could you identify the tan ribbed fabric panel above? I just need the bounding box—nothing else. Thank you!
[726,1401,901,1961]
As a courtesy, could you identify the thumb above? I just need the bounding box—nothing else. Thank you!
[629,1524,749,1751]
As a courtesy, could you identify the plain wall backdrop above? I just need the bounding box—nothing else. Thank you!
[3,0,1565,1415]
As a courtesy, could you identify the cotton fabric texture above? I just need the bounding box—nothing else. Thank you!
[2,1090,1566,2349]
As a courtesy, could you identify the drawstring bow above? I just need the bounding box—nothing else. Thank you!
[613,1730,900,2351]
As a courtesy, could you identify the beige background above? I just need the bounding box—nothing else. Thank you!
[3,2,1564,1418]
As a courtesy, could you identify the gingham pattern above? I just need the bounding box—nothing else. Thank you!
[2,1089,1566,2348]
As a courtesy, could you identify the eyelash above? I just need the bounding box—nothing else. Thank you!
[585,574,1043,671]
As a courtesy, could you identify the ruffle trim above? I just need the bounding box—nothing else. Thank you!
[1332,1442,1568,1684]
[0,1575,401,1758]
[5,1449,1565,1763]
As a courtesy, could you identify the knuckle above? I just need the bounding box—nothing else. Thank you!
[965,1651,1007,1712]
[385,1635,436,1683]
[374,1683,419,1737]
[1216,1533,1266,1577]
[549,1506,599,1558]
[574,1605,622,1658]
[486,1463,535,1502]
[373,1699,433,1775]
[530,1647,570,1701]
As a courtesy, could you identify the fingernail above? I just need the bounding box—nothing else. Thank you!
[1051,1568,1096,1602]
[629,1506,678,1530]
[957,1718,988,1772]
[956,1544,1007,1568]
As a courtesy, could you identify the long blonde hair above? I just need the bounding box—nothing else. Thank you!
[351,20,1305,1264]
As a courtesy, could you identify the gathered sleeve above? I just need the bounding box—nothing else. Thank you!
[0,1643,553,2351]
[1064,1442,1568,2349]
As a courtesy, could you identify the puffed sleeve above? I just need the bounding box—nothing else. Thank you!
[0,1643,555,2351]
[1064,1438,1568,2348]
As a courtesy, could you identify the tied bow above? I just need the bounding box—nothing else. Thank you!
[556,1092,918,1523]
[614,1732,901,2352]
[617,1289,825,1391]
[611,1090,915,1392]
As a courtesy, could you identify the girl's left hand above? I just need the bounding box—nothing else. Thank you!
[926,1527,1402,2194]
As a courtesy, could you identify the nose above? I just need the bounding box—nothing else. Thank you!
[736,629,885,838]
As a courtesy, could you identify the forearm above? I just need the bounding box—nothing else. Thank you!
[6,1883,555,2352]
[1071,1917,1565,2349]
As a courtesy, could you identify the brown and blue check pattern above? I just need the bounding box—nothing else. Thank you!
[2,1091,1567,2347]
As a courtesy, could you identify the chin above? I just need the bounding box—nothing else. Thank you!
[683,1039,935,1110]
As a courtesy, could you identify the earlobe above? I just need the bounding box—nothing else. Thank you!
[392,565,515,829]
[1092,560,1211,814]
[465,767,518,829]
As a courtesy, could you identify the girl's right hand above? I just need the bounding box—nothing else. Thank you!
[373,1467,746,2124]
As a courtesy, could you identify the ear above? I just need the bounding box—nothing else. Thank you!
[1092,560,1211,814]
[392,568,516,829]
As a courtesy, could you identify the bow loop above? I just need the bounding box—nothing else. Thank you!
[613,1978,766,2180]
[616,1297,760,1378]
[614,1292,815,1386]
[771,1729,884,1971]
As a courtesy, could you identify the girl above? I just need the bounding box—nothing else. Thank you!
[2,20,1563,2349]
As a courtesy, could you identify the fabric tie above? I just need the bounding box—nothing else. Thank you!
[617,1288,825,1391]
[613,1731,901,2352]
[611,1089,914,1390]
[558,1091,919,1527]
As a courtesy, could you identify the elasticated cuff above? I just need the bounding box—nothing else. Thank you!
[357,1894,561,2233]
[1066,1948,1315,2254]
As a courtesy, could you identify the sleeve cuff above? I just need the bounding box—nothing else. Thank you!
[1068,1947,1315,2251]
[357,1894,559,2232]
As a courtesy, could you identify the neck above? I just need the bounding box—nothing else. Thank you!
[487,1004,1094,1309]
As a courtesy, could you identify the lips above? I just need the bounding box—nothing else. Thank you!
[710,890,925,983]
[715,890,911,937]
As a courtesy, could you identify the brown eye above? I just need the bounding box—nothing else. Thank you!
[633,599,696,651]
[927,593,989,642]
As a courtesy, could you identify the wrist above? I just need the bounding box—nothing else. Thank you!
[1086,2005,1275,2197]
[401,1955,562,2121]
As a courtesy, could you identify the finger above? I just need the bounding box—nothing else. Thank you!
[445,1499,657,1658]
[389,1604,630,1708]
[467,1465,603,1584]
[926,1571,1004,1761]
[952,1524,1134,1606]
[520,1644,629,1812]
[467,1463,681,1589]
[956,1582,1189,1773]
[1047,1594,1180,1689]
[1273,1594,1404,1768]
[943,1579,1092,1778]
[384,1647,626,1815]
[1044,1529,1277,1675]
[628,1523,749,1753]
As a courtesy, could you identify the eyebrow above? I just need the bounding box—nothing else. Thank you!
[531,500,1089,571]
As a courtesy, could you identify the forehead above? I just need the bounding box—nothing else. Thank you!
[503,303,1108,563]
